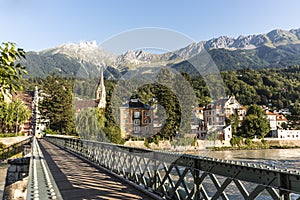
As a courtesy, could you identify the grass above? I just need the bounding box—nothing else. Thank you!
[0,133,25,138]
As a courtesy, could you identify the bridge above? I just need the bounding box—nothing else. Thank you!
[25,136,300,200]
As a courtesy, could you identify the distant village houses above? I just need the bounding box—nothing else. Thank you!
[197,96,246,141]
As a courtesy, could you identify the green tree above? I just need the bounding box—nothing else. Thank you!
[40,74,76,135]
[229,113,239,135]
[0,100,31,133]
[0,42,27,101]
[76,107,107,142]
[241,105,270,138]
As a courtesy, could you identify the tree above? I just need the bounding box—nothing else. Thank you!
[76,107,107,142]
[241,105,270,138]
[229,113,239,135]
[40,74,76,135]
[0,42,27,101]
[0,100,31,133]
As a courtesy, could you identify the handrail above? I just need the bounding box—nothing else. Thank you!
[44,135,300,200]
[26,137,62,200]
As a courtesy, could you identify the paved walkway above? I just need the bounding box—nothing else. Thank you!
[38,139,155,200]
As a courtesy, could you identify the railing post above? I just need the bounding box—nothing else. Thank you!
[152,152,158,191]
[280,173,290,200]
[128,149,134,181]
[194,159,201,200]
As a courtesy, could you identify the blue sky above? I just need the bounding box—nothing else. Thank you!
[1,0,300,52]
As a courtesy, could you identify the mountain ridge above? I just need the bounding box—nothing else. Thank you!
[23,28,300,78]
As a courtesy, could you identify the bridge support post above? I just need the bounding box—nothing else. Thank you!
[194,159,201,200]
[152,153,158,191]
[280,173,290,200]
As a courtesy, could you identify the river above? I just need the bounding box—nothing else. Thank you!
[191,148,300,171]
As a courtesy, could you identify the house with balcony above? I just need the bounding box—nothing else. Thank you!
[198,96,246,141]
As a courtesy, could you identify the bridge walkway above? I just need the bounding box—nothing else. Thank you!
[38,139,155,200]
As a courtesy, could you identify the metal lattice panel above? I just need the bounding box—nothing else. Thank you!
[44,136,300,200]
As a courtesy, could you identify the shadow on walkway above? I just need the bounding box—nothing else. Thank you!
[39,139,154,200]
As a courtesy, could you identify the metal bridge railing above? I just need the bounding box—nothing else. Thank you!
[44,136,300,200]
[26,137,62,200]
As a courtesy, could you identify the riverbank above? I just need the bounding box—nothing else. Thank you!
[124,138,300,153]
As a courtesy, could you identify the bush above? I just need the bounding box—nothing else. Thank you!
[191,137,197,146]
[0,133,25,138]
[0,142,5,149]
[44,128,58,135]
[144,138,150,148]
[230,135,243,147]
[245,138,253,146]
[261,139,267,145]
[171,136,195,146]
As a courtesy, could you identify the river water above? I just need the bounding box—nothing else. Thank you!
[191,148,300,171]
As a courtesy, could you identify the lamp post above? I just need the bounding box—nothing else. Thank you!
[15,103,22,136]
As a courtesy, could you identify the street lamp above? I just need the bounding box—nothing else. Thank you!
[15,103,22,136]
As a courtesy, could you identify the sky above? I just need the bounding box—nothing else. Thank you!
[1,0,300,52]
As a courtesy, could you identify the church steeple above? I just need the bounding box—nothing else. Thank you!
[96,67,106,108]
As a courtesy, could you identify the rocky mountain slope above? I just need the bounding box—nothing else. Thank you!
[23,28,300,78]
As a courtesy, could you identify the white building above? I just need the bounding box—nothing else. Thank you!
[272,130,300,139]
[198,96,245,141]
[266,111,287,130]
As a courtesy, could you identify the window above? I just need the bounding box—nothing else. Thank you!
[134,111,140,118]
[134,126,140,133]
[134,119,140,125]
[145,111,150,116]
[144,118,151,124]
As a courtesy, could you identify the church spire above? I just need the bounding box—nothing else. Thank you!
[96,67,106,108]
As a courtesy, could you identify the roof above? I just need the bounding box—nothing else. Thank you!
[266,111,277,115]
[122,99,151,109]
[12,91,34,110]
[276,114,287,121]
[194,107,205,110]
[206,96,240,110]
[74,99,99,112]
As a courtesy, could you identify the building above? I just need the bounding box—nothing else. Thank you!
[266,110,287,130]
[119,99,153,139]
[75,67,106,112]
[272,130,300,139]
[203,96,246,127]
[198,96,245,141]
[266,111,277,130]
[191,107,204,134]
[96,67,106,109]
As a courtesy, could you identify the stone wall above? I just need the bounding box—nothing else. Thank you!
[264,138,300,147]
[3,157,30,199]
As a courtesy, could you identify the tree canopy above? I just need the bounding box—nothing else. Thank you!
[40,74,76,135]
[241,105,270,138]
[0,42,27,101]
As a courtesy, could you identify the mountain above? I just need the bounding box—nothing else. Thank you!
[23,28,300,78]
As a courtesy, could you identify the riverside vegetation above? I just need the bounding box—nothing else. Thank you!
[22,65,300,148]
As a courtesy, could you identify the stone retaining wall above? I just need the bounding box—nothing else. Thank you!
[3,156,30,199]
